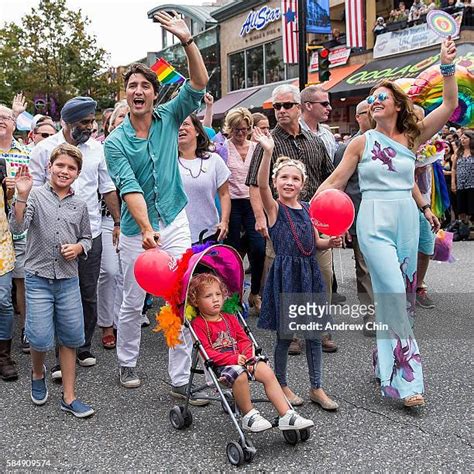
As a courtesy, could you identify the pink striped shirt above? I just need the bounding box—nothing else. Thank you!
[227,140,256,199]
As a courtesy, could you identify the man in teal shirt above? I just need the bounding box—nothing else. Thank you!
[104,11,209,394]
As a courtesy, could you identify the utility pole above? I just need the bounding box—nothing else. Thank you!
[297,0,307,91]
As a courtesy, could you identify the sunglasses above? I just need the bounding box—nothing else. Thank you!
[306,100,331,107]
[273,102,298,111]
[36,132,55,138]
[367,92,389,104]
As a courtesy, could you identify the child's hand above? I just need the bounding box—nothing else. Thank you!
[237,354,247,365]
[328,236,343,248]
[253,127,274,151]
[14,165,32,199]
[61,243,83,261]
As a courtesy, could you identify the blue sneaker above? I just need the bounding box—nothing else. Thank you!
[31,365,48,405]
[60,398,95,418]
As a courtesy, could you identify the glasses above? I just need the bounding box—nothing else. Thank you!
[273,102,298,111]
[35,132,55,138]
[367,92,388,104]
[305,101,331,108]
[233,127,250,134]
[0,115,15,123]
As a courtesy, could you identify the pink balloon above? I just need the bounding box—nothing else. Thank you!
[310,189,355,236]
[134,248,179,297]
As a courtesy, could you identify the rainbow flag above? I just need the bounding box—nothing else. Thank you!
[151,58,185,85]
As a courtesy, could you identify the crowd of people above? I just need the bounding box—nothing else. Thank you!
[0,11,472,429]
[373,0,472,36]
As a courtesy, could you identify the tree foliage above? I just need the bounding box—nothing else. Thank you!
[0,0,118,117]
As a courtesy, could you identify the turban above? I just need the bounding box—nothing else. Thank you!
[61,97,97,123]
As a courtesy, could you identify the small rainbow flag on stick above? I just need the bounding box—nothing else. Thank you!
[151,58,185,85]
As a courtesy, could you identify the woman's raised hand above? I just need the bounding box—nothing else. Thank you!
[253,126,274,152]
[440,37,457,64]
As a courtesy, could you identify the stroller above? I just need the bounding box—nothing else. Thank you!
[167,244,312,466]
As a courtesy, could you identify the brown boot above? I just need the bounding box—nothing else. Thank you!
[321,333,338,353]
[0,339,18,381]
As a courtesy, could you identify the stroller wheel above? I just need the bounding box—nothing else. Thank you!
[183,408,193,427]
[169,406,185,430]
[240,438,256,463]
[300,427,311,442]
[282,429,300,445]
[221,391,235,415]
[226,441,244,466]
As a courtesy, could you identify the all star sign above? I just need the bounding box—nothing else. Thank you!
[240,6,281,37]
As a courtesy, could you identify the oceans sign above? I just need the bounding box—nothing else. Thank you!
[240,6,281,37]
[329,43,473,95]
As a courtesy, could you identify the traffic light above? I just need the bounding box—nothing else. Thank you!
[318,48,331,82]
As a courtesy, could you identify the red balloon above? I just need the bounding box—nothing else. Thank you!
[310,189,355,236]
[134,248,179,297]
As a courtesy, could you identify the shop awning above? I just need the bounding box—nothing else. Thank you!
[202,88,259,120]
[329,43,472,99]
[262,64,365,109]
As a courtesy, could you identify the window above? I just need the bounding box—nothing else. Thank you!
[265,40,285,83]
[229,51,245,91]
[229,39,298,91]
[246,46,264,88]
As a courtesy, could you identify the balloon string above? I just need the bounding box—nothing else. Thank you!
[338,247,344,285]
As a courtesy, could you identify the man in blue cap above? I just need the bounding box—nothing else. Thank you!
[30,96,120,379]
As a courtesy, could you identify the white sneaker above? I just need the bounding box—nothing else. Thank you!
[279,410,314,431]
[141,314,150,327]
[242,408,272,432]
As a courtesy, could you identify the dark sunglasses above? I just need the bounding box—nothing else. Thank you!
[306,100,331,107]
[273,102,298,111]
[36,132,55,138]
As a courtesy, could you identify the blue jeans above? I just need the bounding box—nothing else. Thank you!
[0,271,13,340]
[225,198,265,295]
[25,273,85,351]
[274,335,322,389]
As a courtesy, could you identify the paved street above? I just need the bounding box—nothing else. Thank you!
[1,242,473,472]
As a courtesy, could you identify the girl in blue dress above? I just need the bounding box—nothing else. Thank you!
[316,39,458,407]
[254,127,342,410]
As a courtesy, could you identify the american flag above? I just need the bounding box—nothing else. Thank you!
[282,0,299,64]
[345,0,365,48]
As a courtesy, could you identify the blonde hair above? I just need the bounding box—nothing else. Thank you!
[50,143,83,171]
[109,101,129,130]
[223,107,253,137]
[272,156,307,182]
[187,273,229,309]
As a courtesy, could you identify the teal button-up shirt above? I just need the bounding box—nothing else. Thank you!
[104,80,205,237]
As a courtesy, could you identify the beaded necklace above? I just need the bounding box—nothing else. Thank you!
[178,157,204,179]
[278,200,315,256]
[199,313,237,353]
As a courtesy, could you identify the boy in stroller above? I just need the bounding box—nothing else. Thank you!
[189,273,314,433]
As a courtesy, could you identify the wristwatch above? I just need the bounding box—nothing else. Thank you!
[420,204,431,213]
[181,37,194,47]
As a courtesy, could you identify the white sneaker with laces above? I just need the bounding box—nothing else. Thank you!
[279,409,314,431]
[242,408,272,432]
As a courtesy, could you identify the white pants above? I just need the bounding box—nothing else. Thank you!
[117,210,192,387]
[97,216,123,329]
